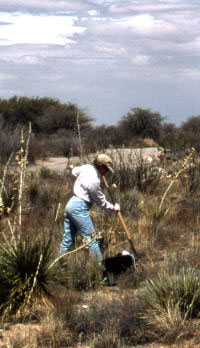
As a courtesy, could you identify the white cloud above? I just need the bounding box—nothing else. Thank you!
[178,68,200,79]
[0,72,13,81]
[88,10,98,16]
[108,0,198,15]
[0,13,85,45]
[131,55,149,65]
[116,14,174,38]
[0,0,199,125]
[0,0,92,13]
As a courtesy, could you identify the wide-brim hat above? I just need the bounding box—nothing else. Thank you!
[96,153,114,173]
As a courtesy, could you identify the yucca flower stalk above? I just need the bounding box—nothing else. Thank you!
[159,148,195,211]
[17,122,31,234]
[0,153,13,217]
[76,111,83,161]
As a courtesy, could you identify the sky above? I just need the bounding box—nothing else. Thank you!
[0,0,199,126]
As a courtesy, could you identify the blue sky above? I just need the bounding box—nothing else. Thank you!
[0,0,199,126]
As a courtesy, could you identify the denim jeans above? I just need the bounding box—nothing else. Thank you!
[60,196,103,261]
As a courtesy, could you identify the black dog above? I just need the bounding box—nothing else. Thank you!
[102,251,135,285]
[103,254,135,274]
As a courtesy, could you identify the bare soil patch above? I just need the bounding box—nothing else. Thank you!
[31,147,161,172]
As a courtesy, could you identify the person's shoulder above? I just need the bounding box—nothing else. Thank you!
[83,164,100,182]
[74,164,91,171]
[83,164,95,171]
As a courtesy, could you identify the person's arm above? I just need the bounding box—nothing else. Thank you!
[88,182,119,210]
[72,166,81,178]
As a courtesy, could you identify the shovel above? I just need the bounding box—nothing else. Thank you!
[102,175,138,259]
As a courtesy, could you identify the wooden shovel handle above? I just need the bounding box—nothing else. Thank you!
[102,175,137,257]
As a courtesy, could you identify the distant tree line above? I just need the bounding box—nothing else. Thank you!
[0,96,199,163]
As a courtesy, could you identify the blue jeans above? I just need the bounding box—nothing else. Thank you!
[60,196,103,261]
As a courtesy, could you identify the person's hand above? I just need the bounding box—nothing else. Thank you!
[114,203,120,211]
[112,203,120,211]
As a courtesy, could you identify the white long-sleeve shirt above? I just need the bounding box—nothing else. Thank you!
[72,164,114,210]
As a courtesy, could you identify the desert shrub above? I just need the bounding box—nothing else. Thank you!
[0,236,60,317]
[0,123,35,164]
[76,293,150,346]
[0,127,20,164]
[51,287,81,323]
[120,188,144,219]
[170,196,200,228]
[4,288,80,347]
[180,116,200,151]
[145,200,168,226]
[162,247,200,276]
[32,131,80,157]
[63,252,103,291]
[112,165,136,192]
[38,166,52,179]
[133,159,162,194]
[1,182,18,214]
[28,131,85,159]
[83,125,120,153]
[0,96,93,134]
[118,107,164,142]
[36,310,73,347]
[87,328,122,348]
[0,166,20,218]
[159,123,182,153]
[151,225,184,250]
[25,172,66,210]
[145,199,169,239]
[112,154,162,194]
[26,178,39,204]
[28,135,48,163]
[0,96,94,161]
[143,267,200,318]
[179,158,200,194]
[140,267,200,341]
[49,132,80,157]
[26,180,53,209]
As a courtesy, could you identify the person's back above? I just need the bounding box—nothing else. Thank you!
[73,164,100,203]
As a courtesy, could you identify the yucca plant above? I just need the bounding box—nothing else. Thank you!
[0,236,61,317]
[141,267,200,327]
[146,202,169,226]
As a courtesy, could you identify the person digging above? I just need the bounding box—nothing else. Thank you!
[60,154,120,263]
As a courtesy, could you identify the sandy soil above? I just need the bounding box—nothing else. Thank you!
[30,147,161,173]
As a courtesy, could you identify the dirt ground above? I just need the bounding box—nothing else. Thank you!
[31,147,161,173]
[1,287,199,347]
[0,146,170,347]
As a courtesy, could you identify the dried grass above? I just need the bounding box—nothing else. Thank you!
[1,140,200,346]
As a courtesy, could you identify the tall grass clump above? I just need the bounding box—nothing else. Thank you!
[145,199,169,238]
[112,152,162,194]
[63,252,103,291]
[140,267,200,341]
[180,157,200,194]
[75,293,149,347]
[0,237,60,317]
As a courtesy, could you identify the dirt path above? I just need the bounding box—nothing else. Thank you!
[30,147,161,172]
